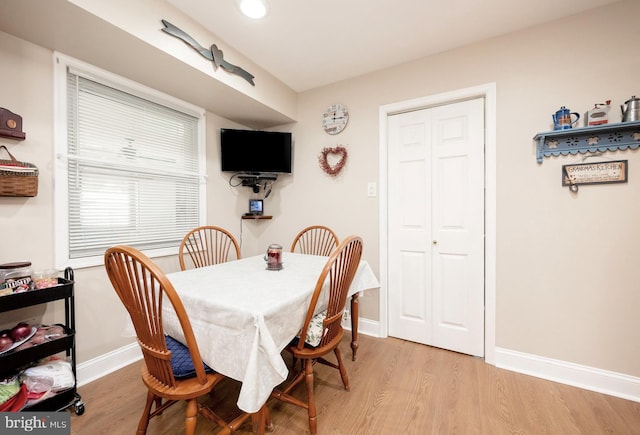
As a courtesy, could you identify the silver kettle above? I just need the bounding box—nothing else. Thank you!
[621,95,640,122]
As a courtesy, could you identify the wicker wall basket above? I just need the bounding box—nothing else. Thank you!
[0,145,38,197]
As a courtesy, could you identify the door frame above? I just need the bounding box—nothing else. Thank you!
[378,83,497,365]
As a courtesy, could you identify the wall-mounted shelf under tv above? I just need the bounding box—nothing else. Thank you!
[533,121,640,163]
[242,215,272,220]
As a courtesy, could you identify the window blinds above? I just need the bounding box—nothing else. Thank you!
[65,70,202,259]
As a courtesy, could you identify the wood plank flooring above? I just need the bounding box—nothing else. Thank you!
[70,335,640,434]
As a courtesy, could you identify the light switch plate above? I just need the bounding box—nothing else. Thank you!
[367,182,377,197]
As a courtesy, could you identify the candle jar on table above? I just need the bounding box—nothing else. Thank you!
[264,244,283,270]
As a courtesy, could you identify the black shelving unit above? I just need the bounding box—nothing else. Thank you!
[0,268,84,415]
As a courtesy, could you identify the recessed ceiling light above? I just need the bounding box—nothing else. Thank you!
[237,0,268,19]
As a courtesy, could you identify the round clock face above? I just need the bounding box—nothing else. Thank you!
[322,104,349,135]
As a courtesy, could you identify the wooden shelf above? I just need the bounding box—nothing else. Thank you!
[0,108,25,140]
[242,215,272,220]
[0,129,25,140]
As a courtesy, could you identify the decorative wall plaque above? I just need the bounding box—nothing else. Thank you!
[562,160,627,188]
[161,20,255,86]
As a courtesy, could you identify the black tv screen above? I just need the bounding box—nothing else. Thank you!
[220,128,292,174]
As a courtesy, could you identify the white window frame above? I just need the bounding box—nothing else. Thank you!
[53,52,206,269]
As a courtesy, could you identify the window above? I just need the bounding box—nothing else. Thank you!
[54,53,206,269]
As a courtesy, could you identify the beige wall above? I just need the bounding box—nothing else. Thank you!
[286,1,640,376]
[1,0,639,382]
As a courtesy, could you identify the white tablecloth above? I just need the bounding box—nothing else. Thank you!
[162,253,379,413]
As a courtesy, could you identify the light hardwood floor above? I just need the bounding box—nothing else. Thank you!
[70,335,640,434]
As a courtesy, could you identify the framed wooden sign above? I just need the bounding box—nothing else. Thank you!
[562,160,628,187]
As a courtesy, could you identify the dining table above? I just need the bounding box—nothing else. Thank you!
[161,252,380,429]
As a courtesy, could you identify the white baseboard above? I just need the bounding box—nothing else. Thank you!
[495,347,640,403]
[342,316,381,338]
[76,342,141,387]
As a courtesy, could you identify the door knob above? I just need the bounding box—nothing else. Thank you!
[432,240,438,245]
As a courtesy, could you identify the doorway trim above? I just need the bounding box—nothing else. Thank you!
[378,82,497,364]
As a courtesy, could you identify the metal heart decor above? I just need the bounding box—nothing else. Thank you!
[318,145,348,177]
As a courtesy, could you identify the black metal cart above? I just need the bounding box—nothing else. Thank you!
[0,267,84,415]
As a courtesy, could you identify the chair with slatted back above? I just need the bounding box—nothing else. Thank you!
[271,235,363,435]
[104,245,257,435]
[179,225,241,271]
[290,225,339,256]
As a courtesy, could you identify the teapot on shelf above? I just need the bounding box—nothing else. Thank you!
[552,106,580,130]
[621,96,640,122]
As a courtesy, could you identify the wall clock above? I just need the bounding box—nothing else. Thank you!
[322,103,349,135]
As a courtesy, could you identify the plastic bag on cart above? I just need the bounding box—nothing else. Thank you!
[24,374,54,393]
[23,359,74,392]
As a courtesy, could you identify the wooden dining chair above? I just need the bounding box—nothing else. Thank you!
[104,245,256,435]
[179,225,241,270]
[290,225,339,256]
[271,235,363,435]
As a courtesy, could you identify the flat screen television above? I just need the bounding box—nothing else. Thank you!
[220,128,292,174]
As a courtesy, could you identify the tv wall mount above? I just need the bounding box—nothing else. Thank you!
[238,173,277,195]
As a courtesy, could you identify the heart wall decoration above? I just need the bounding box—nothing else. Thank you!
[318,145,348,177]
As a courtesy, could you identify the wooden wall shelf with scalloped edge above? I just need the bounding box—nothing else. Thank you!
[534,121,640,163]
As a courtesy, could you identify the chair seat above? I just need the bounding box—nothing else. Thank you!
[166,335,212,379]
[296,310,327,347]
[288,336,316,350]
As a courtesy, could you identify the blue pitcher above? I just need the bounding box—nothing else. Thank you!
[553,106,580,130]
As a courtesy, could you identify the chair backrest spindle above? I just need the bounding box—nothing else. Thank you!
[179,226,241,270]
[290,225,339,256]
[298,235,363,350]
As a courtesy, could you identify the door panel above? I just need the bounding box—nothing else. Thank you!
[388,98,485,357]
[388,111,432,344]
[400,252,427,320]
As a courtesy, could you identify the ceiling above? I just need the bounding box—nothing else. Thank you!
[0,0,623,128]
[168,0,620,92]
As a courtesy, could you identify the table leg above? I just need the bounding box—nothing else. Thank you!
[251,406,265,435]
[350,293,359,361]
[251,404,273,434]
